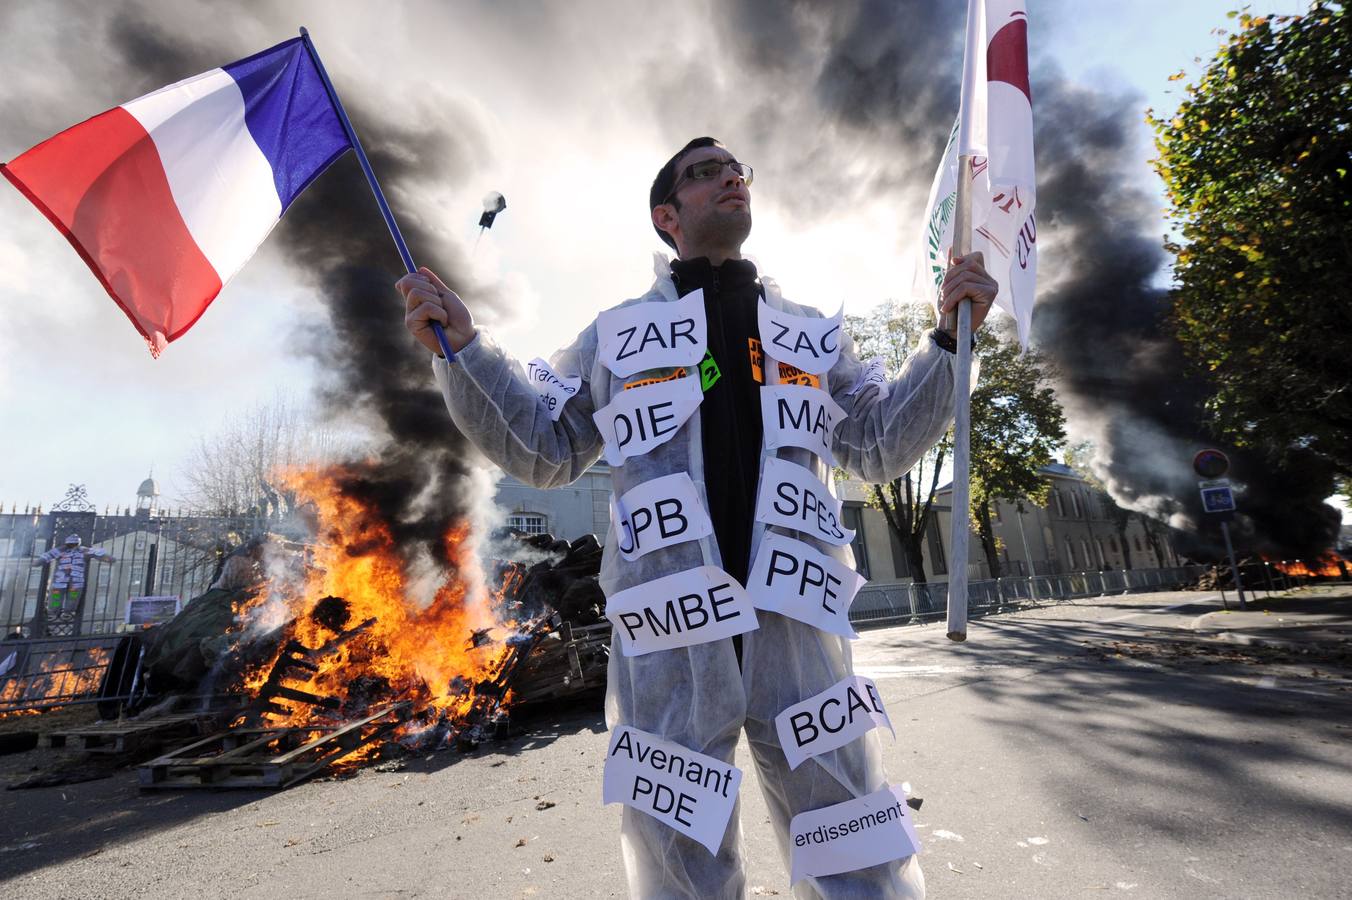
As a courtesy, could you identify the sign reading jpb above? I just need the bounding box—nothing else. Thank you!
[603,726,742,855]
[612,473,713,561]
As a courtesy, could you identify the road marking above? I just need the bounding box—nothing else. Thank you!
[853,664,1005,680]
[1257,675,1277,689]
[1105,601,1210,623]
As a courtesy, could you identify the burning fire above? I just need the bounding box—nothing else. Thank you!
[1271,551,1348,579]
[235,466,526,745]
[0,645,111,715]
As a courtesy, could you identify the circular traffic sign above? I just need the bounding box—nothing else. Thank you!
[1193,449,1230,479]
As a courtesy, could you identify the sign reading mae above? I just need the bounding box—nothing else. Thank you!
[746,532,864,638]
[525,357,580,422]
[761,384,847,466]
[789,784,921,885]
[603,725,742,854]
[598,290,707,378]
[593,375,702,466]
[758,302,843,374]
[605,566,758,656]
[755,458,854,547]
[775,675,894,770]
[612,473,712,561]
[125,595,181,627]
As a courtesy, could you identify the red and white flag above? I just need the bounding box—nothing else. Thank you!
[2,38,352,356]
[913,0,1037,347]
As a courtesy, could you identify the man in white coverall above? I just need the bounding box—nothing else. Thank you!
[400,137,995,898]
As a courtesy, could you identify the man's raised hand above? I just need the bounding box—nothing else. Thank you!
[398,267,477,357]
[940,250,997,335]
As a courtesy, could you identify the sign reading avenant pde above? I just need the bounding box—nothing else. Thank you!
[603,725,742,855]
[604,566,758,656]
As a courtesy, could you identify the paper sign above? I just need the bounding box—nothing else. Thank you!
[593,375,702,466]
[598,290,707,378]
[746,532,864,638]
[612,473,713,561]
[761,384,848,466]
[758,302,843,374]
[846,357,889,401]
[125,595,181,626]
[754,458,854,547]
[605,565,759,657]
[525,357,581,422]
[789,784,922,885]
[775,675,894,771]
[603,725,743,854]
[0,651,16,678]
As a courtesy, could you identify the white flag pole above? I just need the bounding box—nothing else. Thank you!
[945,0,984,642]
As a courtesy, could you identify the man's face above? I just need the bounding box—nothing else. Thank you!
[661,145,752,254]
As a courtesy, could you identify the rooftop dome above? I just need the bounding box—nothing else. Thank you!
[137,477,160,498]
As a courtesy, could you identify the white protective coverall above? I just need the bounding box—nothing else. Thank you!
[434,256,957,898]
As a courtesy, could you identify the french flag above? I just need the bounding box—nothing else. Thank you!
[1,37,352,356]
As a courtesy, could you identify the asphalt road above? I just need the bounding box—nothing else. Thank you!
[2,588,1350,899]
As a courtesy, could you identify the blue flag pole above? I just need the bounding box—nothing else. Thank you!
[299,27,456,363]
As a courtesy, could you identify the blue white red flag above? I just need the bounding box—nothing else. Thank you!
[1,38,352,356]
[913,0,1037,348]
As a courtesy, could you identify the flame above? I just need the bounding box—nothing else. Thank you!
[0,645,111,713]
[1270,551,1347,579]
[234,466,524,748]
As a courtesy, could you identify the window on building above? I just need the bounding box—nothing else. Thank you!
[1070,493,1081,518]
[1096,539,1107,567]
[1081,540,1093,569]
[1065,539,1076,569]
[926,514,947,575]
[888,526,911,579]
[507,512,548,535]
[1054,491,1065,517]
[842,505,870,580]
[1134,534,1143,552]
[1109,536,1119,554]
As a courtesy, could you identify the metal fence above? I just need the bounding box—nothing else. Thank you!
[848,564,1210,627]
[0,508,265,638]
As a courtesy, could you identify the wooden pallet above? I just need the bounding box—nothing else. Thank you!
[137,701,411,790]
[42,712,221,755]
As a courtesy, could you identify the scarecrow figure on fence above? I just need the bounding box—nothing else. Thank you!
[31,534,116,628]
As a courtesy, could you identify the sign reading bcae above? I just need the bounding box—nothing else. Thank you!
[526,357,581,422]
[605,566,758,656]
[761,384,848,466]
[789,784,921,885]
[598,290,707,378]
[775,675,894,770]
[758,302,843,374]
[593,375,702,466]
[755,458,854,547]
[603,725,742,854]
[612,473,713,561]
[746,533,863,638]
[846,357,889,401]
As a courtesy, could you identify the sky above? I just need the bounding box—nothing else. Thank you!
[0,0,1328,518]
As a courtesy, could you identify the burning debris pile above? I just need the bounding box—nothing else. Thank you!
[4,466,611,789]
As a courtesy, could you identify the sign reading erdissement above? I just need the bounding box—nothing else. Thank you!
[603,725,742,854]
[789,784,922,884]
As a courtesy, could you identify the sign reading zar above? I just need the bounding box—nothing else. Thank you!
[612,473,713,561]
[605,565,759,656]
[597,290,708,378]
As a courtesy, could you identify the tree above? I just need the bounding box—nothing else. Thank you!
[1064,440,1138,570]
[179,392,356,516]
[1149,4,1352,476]
[844,302,949,583]
[967,328,1066,577]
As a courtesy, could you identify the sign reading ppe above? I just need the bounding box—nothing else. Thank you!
[846,357,889,401]
[789,784,922,885]
[593,375,702,466]
[605,566,759,656]
[760,384,848,466]
[775,675,894,771]
[603,725,742,855]
[525,357,581,422]
[757,302,843,374]
[754,458,855,547]
[598,290,707,378]
[745,533,864,638]
[612,473,713,562]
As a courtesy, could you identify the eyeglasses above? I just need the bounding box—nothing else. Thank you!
[664,159,754,203]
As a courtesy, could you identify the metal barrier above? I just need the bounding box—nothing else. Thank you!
[848,565,1210,628]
